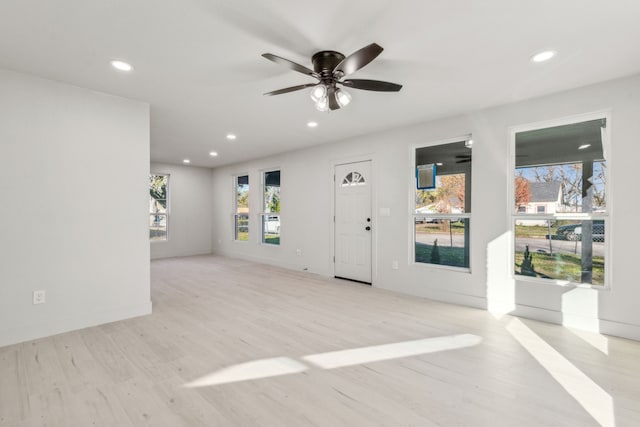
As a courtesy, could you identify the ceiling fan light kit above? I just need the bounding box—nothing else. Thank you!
[310,85,327,102]
[335,88,352,108]
[262,43,402,111]
[315,95,329,112]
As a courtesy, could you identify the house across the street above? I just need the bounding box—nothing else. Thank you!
[516,181,565,225]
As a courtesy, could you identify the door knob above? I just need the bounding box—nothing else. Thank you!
[365,226,371,231]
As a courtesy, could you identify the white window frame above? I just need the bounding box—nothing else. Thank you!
[260,168,281,246]
[149,173,169,242]
[410,135,472,272]
[508,111,611,289]
[233,173,250,242]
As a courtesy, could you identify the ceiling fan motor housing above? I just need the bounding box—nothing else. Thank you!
[312,51,345,82]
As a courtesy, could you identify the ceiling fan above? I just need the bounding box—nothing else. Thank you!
[262,43,402,111]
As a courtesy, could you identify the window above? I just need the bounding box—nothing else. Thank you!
[261,170,281,245]
[234,175,249,241]
[149,174,168,241]
[342,171,365,186]
[414,139,472,269]
[513,117,608,286]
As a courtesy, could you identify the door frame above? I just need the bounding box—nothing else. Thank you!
[330,154,377,285]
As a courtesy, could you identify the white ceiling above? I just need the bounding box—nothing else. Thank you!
[2,0,639,167]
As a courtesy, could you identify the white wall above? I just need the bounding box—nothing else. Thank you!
[150,163,213,259]
[0,69,151,347]
[211,73,640,340]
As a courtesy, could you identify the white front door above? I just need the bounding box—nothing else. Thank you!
[334,161,372,283]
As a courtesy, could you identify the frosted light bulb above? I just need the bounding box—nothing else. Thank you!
[336,89,352,107]
[315,96,329,112]
[310,85,327,102]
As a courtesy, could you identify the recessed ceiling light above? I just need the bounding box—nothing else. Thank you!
[209,151,218,157]
[110,60,133,72]
[307,121,318,128]
[226,134,237,140]
[183,159,191,164]
[531,50,556,63]
[578,144,591,150]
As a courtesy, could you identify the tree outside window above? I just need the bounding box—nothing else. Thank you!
[414,140,472,269]
[262,170,281,245]
[149,174,168,241]
[235,175,249,241]
[513,118,607,285]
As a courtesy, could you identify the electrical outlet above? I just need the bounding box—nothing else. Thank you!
[392,260,399,270]
[33,290,46,305]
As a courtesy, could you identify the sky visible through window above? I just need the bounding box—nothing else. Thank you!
[516,161,606,212]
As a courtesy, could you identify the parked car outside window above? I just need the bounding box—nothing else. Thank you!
[555,220,604,242]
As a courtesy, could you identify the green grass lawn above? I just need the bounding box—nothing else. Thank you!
[514,251,604,285]
[417,223,585,239]
[415,242,467,268]
[416,238,604,284]
[415,221,466,234]
[515,224,556,238]
[514,222,597,239]
[235,232,280,245]
[264,235,280,245]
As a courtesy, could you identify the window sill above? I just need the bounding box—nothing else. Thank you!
[513,274,610,291]
[412,262,471,274]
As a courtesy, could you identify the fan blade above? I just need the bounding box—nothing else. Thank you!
[262,53,318,78]
[328,88,340,111]
[340,79,402,92]
[334,43,384,77]
[264,83,317,96]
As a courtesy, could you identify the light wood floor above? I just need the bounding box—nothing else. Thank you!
[2,255,640,426]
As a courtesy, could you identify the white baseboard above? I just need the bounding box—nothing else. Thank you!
[0,301,152,348]
[211,249,332,276]
[512,304,640,341]
[596,318,640,341]
[151,248,212,260]
[375,282,488,310]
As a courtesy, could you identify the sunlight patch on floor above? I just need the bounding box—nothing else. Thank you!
[184,334,482,387]
[302,334,482,369]
[507,318,614,427]
[183,357,308,387]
